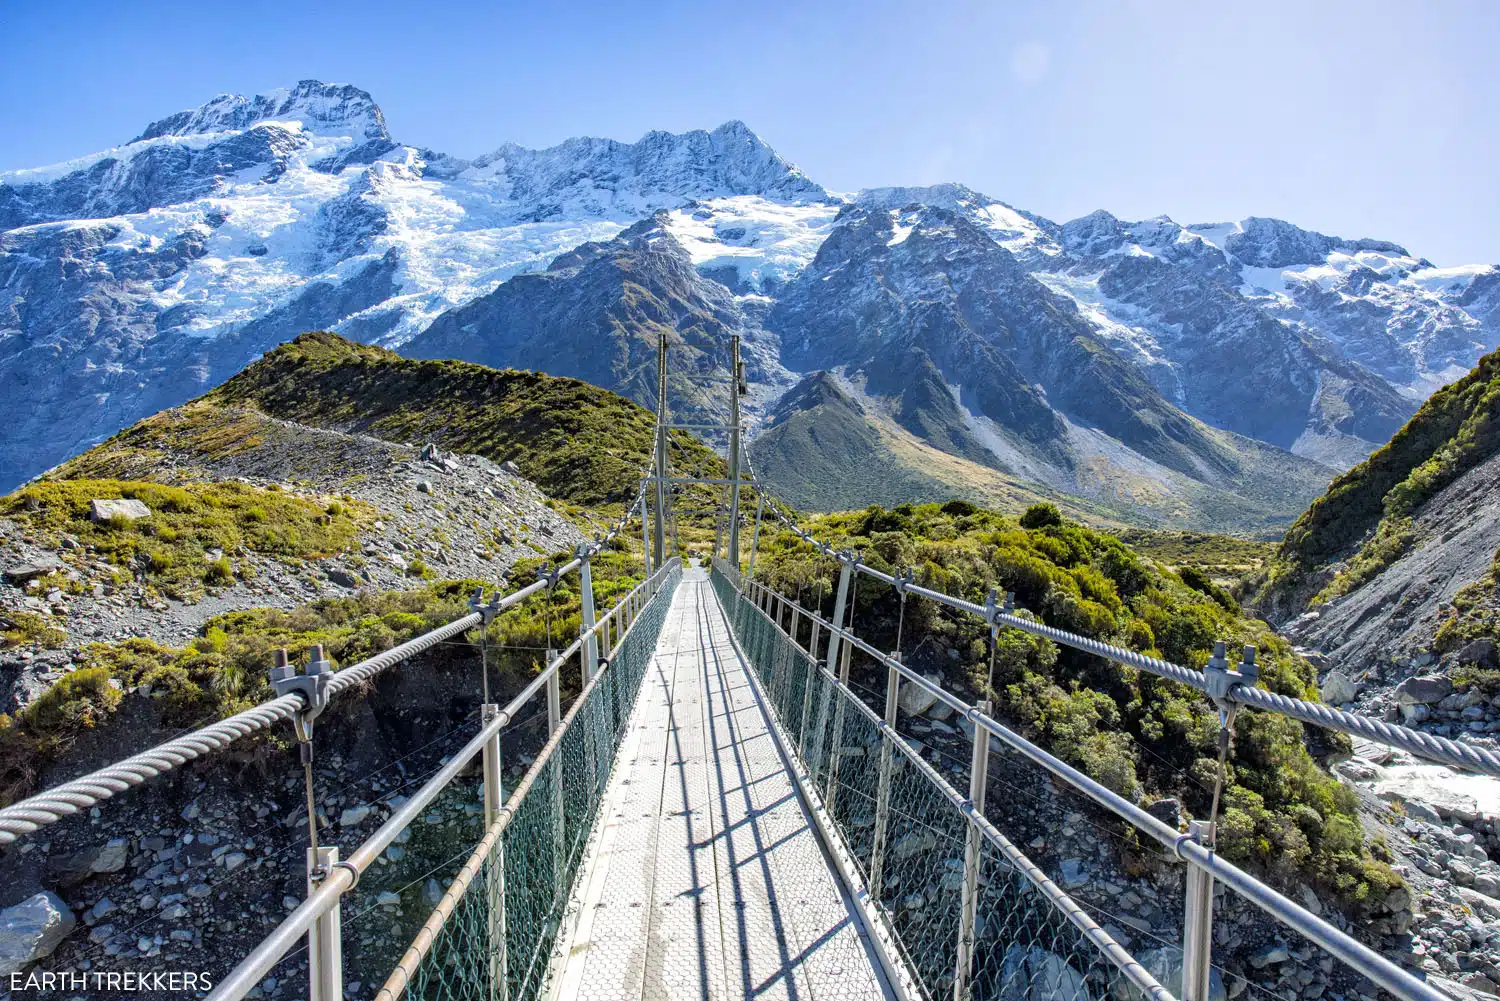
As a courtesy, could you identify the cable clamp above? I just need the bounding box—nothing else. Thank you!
[330,860,361,890]
[893,567,915,596]
[1202,641,1258,714]
[1172,832,1195,861]
[271,646,333,738]
[468,587,503,625]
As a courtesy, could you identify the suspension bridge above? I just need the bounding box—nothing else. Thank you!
[3,333,1498,1001]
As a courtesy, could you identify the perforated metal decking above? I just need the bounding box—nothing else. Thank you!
[554,567,896,1001]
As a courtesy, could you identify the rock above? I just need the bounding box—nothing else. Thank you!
[1321,671,1359,705]
[1059,858,1088,889]
[416,479,434,494]
[897,675,944,716]
[1145,798,1182,829]
[1458,640,1498,667]
[0,892,76,977]
[1135,946,1227,1001]
[1397,676,1453,705]
[1299,885,1322,915]
[377,891,401,907]
[1249,944,1291,969]
[1449,860,1477,886]
[501,461,521,475]
[91,837,129,873]
[999,945,1090,1001]
[222,852,248,872]
[340,804,373,827]
[1384,886,1411,912]
[4,560,62,585]
[89,498,151,521]
[326,569,362,589]
[1335,758,1380,782]
[424,878,444,908]
[890,830,938,859]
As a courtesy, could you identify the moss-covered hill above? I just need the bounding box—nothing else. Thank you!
[1253,348,1500,620]
[75,331,721,509]
[748,500,1399,911]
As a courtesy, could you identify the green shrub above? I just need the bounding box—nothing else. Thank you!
[1020,503,1063,530]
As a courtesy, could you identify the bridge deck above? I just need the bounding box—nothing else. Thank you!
[554,567,895,1001]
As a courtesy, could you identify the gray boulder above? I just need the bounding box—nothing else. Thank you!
[0,892,76,976]
[897,674,944,716]
[89,498,151,521]
[326,569,362,589]
[1145,798,1182,830]
[1320,671,1359,705]
[998,944,1090,1001]
[1397,676,1452,705]
[1135,946,1226,1001]
[1457,639,1497,667]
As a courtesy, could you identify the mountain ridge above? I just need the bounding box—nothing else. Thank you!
[3,80,1498,531]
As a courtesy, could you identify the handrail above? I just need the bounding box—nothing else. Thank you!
[0,489,657,845]
[207,557,681,1001]
[725,565,1450,1001]
[733,458,1500,778]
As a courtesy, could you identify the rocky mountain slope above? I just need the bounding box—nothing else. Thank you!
[5,80,1498,530]
[1249,348,1500,692]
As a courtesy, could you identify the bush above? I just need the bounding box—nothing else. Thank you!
[1020,502,1063,530]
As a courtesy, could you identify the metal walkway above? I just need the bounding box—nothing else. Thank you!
[554,567,896,1001]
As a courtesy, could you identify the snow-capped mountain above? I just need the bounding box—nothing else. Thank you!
[3,80,1498,529]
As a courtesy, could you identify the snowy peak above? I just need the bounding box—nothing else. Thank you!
[1216,216,1409,269]
[133,80,390,143]
[857,183,1060,257]
[472,120,828,213]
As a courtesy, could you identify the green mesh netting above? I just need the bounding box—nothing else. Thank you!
[391,564,680,1001]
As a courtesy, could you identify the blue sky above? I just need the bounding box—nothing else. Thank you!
[3,0,1496,263]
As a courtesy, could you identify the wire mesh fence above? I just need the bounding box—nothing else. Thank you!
[711,561,1166,1001]
[379,561,681,1001]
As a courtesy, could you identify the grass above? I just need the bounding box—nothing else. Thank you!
[196,331,723,506]
[746,500,1400,911]
[0,552,645,807]
[1433,545,1500,660]
[1,610,68,649]
[1,479,374,602]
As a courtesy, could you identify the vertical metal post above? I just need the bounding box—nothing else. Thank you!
[714,506,726,563]
[1183,820,1216,1001]
[653,333,668,568]
[869,660,901,900]
[482,703,503,826]
[746,494,765,580]
[579,547,598,684]
[824,563,854,809]
[727,334,743,565]
[640,494,652,576]
[482,695,507,1000]
[306,846,342,1001]
[547,652,566,903]
[955,700,992,1000]
[825,562,852,674]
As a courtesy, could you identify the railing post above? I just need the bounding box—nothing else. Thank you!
[640,494,653,576]
[653,332,669,568]
[1183,820,1216,1001]
[869,658,901,900]
[306,846,342,1001]
[547,650,567,904]
[825,561,852,674]
[955,699,992,1000]
[579,546,598,685]
[823,563,854,809]
[746,494,765,580]
[482,704,503,827]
